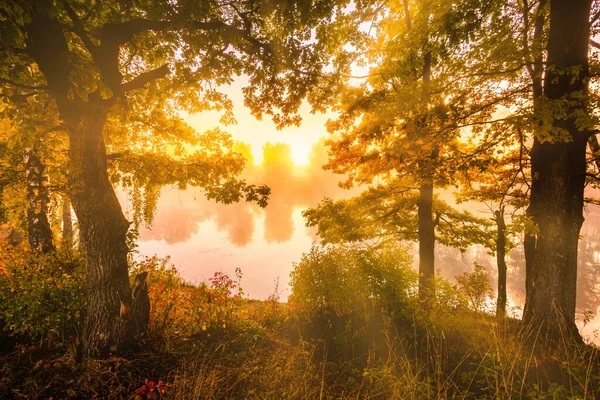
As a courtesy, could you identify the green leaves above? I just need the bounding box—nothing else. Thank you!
[289,242,417,318]
[0,247,86,343]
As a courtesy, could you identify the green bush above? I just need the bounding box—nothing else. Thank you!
[455,263,493,312]
[290,243,417,319]
[0,247,86,345]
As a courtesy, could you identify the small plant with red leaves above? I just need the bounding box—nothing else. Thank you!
[209,271,236,296]
[133,379,170,399]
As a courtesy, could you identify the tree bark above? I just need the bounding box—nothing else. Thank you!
[417,48,438,301]
[62,196,73,251]
[522,0,545,314]
[68,105,145,357]
[418,183,436,300]
[494,207,507,317]
[24,148,55,253]
[523,0,592,340]
[523,226,535,317]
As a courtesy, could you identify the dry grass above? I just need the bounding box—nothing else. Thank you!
[2,295,600,399]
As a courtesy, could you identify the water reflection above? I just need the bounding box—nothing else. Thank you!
[133,139,356,299]
[138,138,354,248]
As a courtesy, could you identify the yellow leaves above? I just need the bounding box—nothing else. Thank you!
[98,83,114,100]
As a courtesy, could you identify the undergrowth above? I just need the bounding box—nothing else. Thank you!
[1,244,599,399]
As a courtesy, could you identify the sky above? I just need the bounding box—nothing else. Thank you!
[184,76,336,166]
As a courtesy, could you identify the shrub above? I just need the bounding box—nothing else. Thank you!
[0,247,86,345]
[427,270,468,313]
[130,256,189,340]
[290,243,416,317]
[455,263,493,312]
[289,242,418,355]
[130,256,245,341]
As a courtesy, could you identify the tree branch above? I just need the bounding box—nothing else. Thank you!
[588,133,600,171]
[591,9,600,25]
[0,77,48,91]
[100,19,227,46]
[120,64,170,93]
[62,1,97,53]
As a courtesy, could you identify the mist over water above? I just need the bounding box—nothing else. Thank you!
[132,138,355,299]
[133,140,600,342]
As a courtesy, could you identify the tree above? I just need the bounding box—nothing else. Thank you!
[523,0,596,338]
[24,147,55,253]
[0,0,353,357]
[0,106,63,252]
[456,137,531,317]
[447,0,599,337]
[304,188,493,251]
[315,0,500,299]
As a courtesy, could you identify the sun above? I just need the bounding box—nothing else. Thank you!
[291,145,311,166]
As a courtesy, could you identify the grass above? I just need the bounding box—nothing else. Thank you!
[1,249,599,399]
[2,298,600,399]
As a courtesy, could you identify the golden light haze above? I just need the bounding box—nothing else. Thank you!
[185,76,334,166]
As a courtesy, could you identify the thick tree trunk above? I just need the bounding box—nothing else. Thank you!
[523,0,592,340]
[522,0,545,319]
[494,208,507,317]
[62,196,73,250]
[25,11,150,356]
[24,149,55,253]
[68,104,147,357]
[418,183,436,299]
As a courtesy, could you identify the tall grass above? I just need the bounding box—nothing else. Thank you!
[1,249,599,399]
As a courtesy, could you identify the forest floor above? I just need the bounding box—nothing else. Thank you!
[1,250,600,399]
[2,298,600,400]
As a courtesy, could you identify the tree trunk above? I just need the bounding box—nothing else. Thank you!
[523,0,592,340]
[522,0,545,319]
[68,104,147,357]
[25,11,150,357]
[494,208,507,317]
[523,225,535,318]
[62,196,73,251]
[24,148,55,253]
[416,47,438,301]
[418,183,436,300]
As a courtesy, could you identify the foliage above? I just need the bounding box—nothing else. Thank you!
[0,246,598,399]
[2,281,600,399]
[134,379,171,399]
[289,243,417,320]
[0,247,85,344]
[455,263,494,313]
[0,0,367,226]
[305,191,496,251]
[130,256,245,343]
[427,270,469,313]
